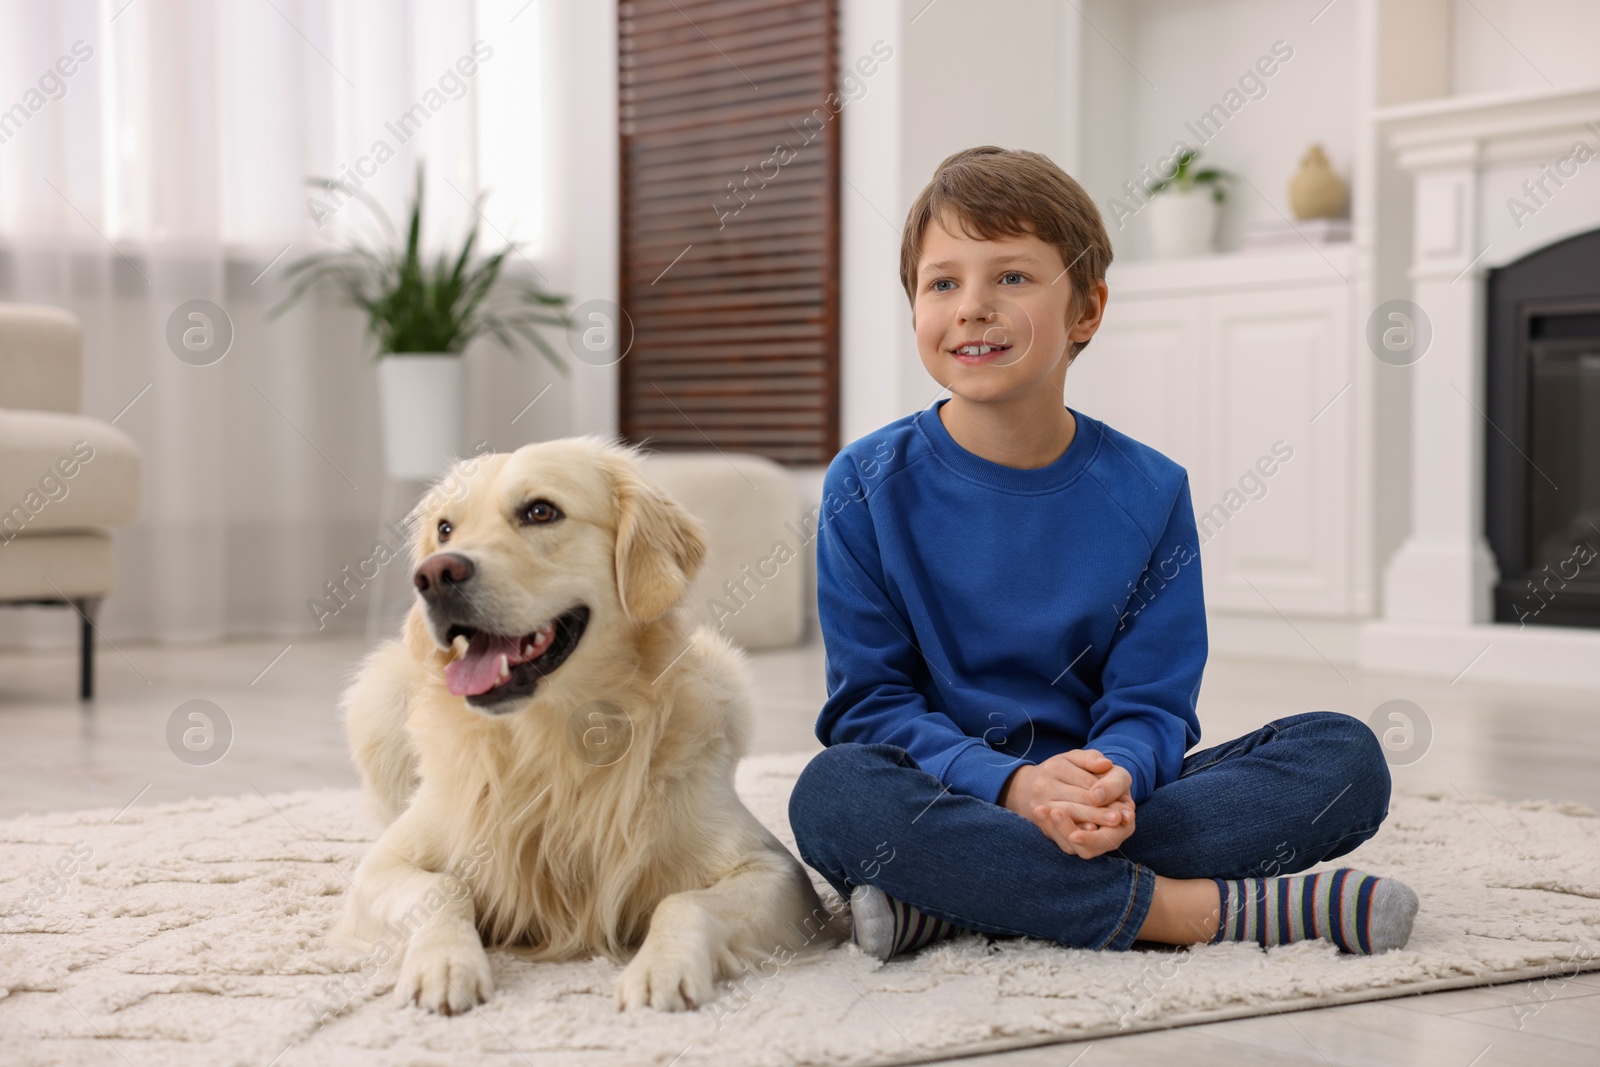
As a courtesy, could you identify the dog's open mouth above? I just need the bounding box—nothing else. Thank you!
[443,605,590,708]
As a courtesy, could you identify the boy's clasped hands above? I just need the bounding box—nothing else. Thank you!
[999,750,1135,860]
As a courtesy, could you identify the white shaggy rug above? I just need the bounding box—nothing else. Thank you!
[2,752,1598,1067]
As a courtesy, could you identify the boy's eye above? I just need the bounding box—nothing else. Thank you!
[1000,271,1027,285]
[930,278,955,293]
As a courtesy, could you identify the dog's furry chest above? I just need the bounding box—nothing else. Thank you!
[450,770,715,961]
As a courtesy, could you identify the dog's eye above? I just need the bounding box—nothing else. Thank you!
[519,499,562,526]
[437,519,453,543]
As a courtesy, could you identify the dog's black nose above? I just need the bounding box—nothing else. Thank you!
[414,552,475,596]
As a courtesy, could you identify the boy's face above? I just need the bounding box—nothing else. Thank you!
[911,211,1106,406]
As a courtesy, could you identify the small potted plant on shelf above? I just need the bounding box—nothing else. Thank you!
[271,163,570,480]
[1144,148,1234,259]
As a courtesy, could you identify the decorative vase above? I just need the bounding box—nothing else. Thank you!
[1146,187,1220,259]
[376,354,462,480]
[1289,144,1348,220]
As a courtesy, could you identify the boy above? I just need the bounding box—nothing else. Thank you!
[788,146,1417,961]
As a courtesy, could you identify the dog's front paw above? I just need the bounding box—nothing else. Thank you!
[396,919,493,1015]
[615,939,716,1012]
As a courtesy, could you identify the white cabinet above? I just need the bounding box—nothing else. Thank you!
[1067,249,1362,619]
[1067,295,1205,480]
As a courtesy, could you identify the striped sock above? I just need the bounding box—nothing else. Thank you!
[849,884,962,961]
[1210,868,1418,954]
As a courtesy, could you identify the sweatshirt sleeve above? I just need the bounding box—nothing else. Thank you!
[813,454,1024,805]
[1085,473,1207,805]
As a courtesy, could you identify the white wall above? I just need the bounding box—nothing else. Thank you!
[1450,0,1600,97]
[837,0,910,449]
[896,0,1073,215]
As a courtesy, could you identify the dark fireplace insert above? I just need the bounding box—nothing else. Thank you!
[1485,227,1600,628]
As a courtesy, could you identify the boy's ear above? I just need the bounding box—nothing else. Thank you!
[1068,279,1109,343]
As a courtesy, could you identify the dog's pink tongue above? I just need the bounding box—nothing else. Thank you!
[445,633,523,697]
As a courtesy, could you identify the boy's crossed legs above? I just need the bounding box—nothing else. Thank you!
[788,711,1418,958]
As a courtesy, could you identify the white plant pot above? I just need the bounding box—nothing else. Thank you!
[377,354,462,481]
[1146,188,1221,259]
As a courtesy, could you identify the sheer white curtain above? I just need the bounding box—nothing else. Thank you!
[0,0,572,646]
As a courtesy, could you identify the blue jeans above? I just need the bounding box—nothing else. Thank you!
[788,711,1391,951]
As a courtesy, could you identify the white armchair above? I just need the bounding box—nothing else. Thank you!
[0,304,142,698]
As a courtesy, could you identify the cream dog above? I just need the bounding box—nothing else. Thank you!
[338,435,839,1013]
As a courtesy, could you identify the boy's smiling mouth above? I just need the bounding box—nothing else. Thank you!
[951,340,1012,364]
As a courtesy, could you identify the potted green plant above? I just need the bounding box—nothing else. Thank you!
[1144,149,1234,258]
[271,163,570,480]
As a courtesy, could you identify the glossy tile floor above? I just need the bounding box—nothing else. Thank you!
[1,618,1597,1065]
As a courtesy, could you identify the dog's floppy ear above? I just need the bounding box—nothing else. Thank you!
[611,460,707,625]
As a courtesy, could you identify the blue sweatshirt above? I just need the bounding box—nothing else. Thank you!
[814,397,1206,807]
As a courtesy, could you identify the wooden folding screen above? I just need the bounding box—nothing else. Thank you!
[617,0,840,464]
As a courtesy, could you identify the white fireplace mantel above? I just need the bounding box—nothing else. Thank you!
[1358,85,1600,690]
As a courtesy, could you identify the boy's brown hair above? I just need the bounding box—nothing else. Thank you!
[899,146,1113,361]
